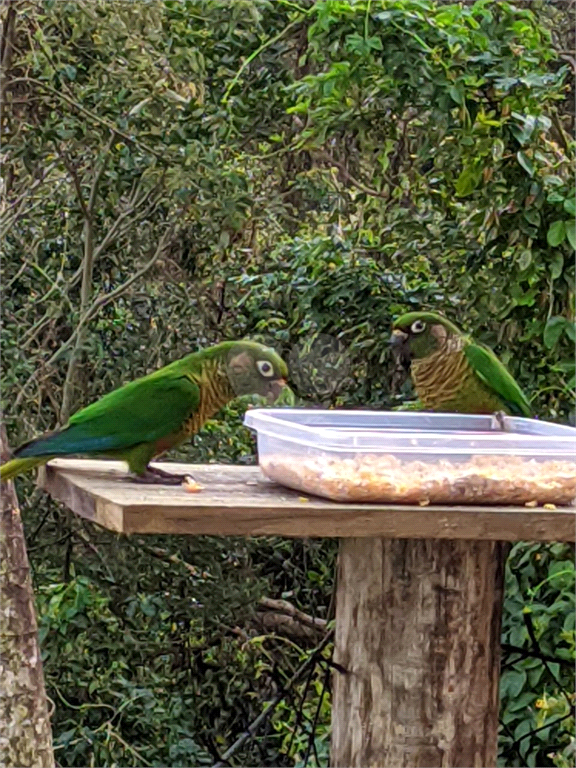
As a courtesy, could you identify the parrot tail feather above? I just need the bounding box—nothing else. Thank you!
[0,456,51,483]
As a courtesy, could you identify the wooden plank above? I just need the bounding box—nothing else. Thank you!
[331,537,506,768]
[37,459,575,541]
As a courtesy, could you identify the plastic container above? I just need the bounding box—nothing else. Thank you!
[244,409,576,506]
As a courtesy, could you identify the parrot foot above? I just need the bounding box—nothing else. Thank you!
[132,466,193,486]
[493,411,508,431]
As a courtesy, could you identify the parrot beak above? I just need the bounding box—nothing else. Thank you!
[389,329,409,348]
[266,378,288,404]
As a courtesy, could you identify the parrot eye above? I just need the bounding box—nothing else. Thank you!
[256,360,274,377]
[411,320,426,333]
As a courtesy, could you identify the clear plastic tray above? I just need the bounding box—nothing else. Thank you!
[244,409,576,506]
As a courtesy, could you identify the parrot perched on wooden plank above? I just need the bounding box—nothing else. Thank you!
[1,340,290,485]
[389,311,532,417]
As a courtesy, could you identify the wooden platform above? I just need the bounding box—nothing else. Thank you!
[36,458,575,767]
[38,458,575,541]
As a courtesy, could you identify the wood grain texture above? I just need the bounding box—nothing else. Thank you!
[0,428,54,768]
[331,537,507,768]
[37,459,575,541]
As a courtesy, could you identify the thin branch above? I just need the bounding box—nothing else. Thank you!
[0,2,17,102]
[258,597,328,632]
[551,111,573,154]
[210,629,334,768]
[303,662,330,767]
[137,540,205,578]
[501,642,574,670]
[58,149,89,219]
[523,612,573,708]
[286,663,316,757]
[91,186,163,262]
[66,181,164,290]
[0,161,59,228]
[317,151,392,199]
[14,226,175,409]
[88,131,116,214]
[509,711,575,751]
[105,723,152,767]
[7,77,165,159]
[221,14,308,105]
[5,233,43,289]
[4,258,28,288]
[2,193,59,240]
[76,520,117,584]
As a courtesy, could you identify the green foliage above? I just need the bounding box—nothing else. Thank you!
[1,0,574,765]
[227,233,441,406]
[36,569,270,766]
[500,543,575,767]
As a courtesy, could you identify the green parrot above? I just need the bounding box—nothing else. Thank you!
[1,340,290,485]
[389,311,532,416]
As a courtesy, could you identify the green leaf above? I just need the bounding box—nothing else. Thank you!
[517,249,532,270]
[366,36,383,51]
[547,661,561,680]
[510,669,528,698]
[523,208,540,227]
[513,717,532,741]
[547,219,566,247]
[455,166,481,197]
[563,196,575,216]
[566,220,575,249]
[528,665,544,687]
[549,251,564,279]
[517,151,534,177]
[492,139,505,161]
[501,668,527,698]
[543,316,566,349]
[507,691,536,713]
[449,82,465,106]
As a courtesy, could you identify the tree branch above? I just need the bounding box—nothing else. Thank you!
[7,76,165,159]
[66,181,164,290]
[501,642,574,670]
[221,14,308,106]
[57,149,89,220]
[210,628,334,768]
[317,151,392,199]
[258,597,327,632]
[15,226,175,409]
[0,1,18,103]
[59,131,135,422]
[0,162,60,236]
[88,131,116,214]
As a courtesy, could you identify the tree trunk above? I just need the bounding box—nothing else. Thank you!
[331,537,507,768]
[0,426,54,768]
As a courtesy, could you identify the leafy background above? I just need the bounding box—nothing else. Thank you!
[1,1,574,766]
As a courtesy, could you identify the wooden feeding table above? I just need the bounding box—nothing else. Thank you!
[39,458,575,768]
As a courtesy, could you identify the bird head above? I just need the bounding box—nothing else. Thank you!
[224,341,291,403]
[389,312,463,360]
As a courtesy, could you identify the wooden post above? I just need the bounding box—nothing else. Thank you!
[35,460,574,766]
[0,428,54,768]
[331,537,507,768]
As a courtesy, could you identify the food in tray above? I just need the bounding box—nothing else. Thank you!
[260,454,576,506]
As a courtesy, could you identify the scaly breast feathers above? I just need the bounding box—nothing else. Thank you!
[412,348,477,411]
[152,367,233,456]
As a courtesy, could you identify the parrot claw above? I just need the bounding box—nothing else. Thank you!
[493,411,508,431]
[132,466,193,486]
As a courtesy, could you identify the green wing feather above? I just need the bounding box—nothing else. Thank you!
[15,372,200,458]
[464,343,531,417]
